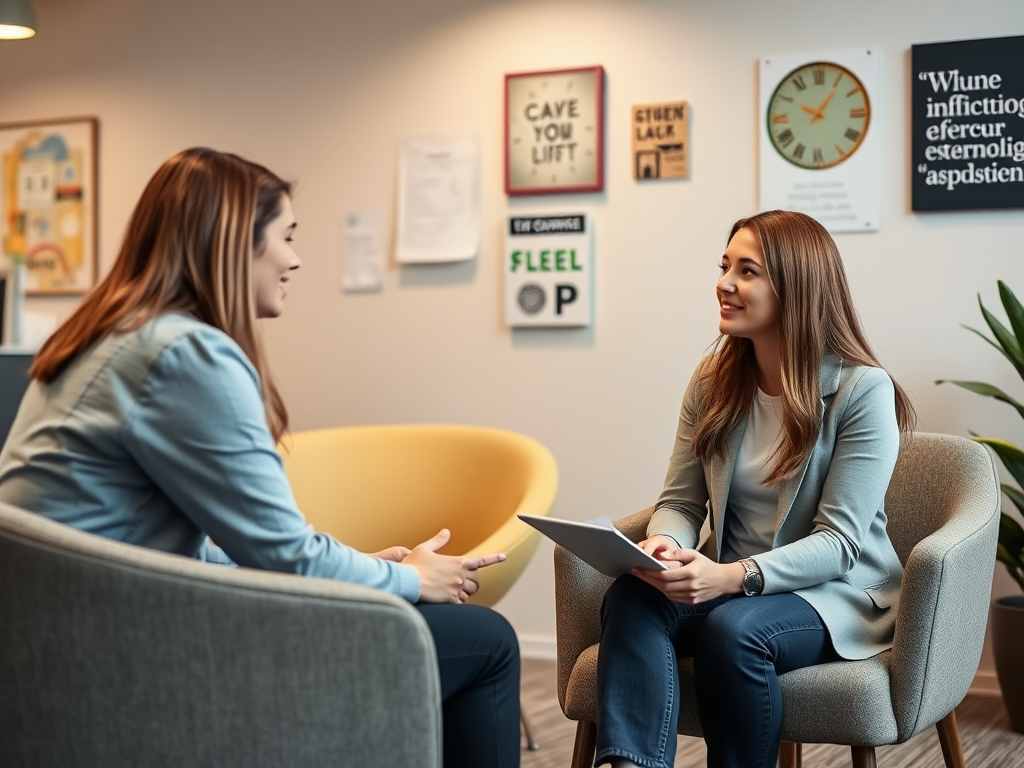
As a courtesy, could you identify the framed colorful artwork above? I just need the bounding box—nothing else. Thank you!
[505,66,604,195]
[0,117,98,295]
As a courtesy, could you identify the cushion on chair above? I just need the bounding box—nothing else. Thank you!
[778,654,898,745]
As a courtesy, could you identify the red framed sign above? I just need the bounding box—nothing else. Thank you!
[504,66,604,196]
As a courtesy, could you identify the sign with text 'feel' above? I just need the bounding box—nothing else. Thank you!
[504,213,592,327]
[912,35,1024,211]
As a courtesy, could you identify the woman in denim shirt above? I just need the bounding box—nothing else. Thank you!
[0,148,520,768]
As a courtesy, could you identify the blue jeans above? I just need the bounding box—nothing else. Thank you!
[416,603,521,768]
[595,575,838,768]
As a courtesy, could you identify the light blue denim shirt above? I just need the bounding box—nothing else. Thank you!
[0,313,421,602]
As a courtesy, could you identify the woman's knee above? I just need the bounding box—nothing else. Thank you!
[694,599,761,666]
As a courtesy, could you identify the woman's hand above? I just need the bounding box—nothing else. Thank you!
[372,545,412,562]
[403,529,507,604]
[632,547,746,604]
[638,535,684,567]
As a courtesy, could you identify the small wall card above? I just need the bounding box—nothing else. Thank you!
[504,213,592,327]
[341,208,384,292]
[912,35,1024,211]
[759,50,881,233]
[632,101,689,180]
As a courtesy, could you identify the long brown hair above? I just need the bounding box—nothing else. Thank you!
[31,147,293,441]
[692,209,915,484]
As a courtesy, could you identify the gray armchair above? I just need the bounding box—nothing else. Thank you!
[0,500,441,768]
[555,432,1000,768]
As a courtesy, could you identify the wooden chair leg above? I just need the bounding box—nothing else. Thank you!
[936,710,966,768]
[779,741,802,768]
[571,720,597,768]
[851,746,877,768]
[520,704,539,751]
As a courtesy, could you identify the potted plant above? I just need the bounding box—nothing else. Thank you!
[937,279,1024,733]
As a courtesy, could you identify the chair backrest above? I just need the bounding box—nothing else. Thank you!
[883,432,998,565]
[0,500,441,767]
[281,423,559,606]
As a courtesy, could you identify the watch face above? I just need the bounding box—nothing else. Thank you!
[766,61,870,170]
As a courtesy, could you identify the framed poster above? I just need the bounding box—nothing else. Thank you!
[759,50,881,233]
[0,117,98,295]
[912,35,1024,211]
[632,101,689,180]
[504,212,592,327]
[505,66,604,196]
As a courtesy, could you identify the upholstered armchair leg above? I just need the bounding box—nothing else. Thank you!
[520,704,539,750]
[935,711,966,768]
[779,741,802,768]
[850,746,877,768]
[571,720,597,768]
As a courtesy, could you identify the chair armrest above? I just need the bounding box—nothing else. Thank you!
[554,507,653,711]
[889,449,1000,742]
[0,501,442,768]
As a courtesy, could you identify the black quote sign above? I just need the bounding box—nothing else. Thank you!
[912,34,1024,211]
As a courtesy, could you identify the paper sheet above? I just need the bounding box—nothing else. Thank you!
[396,135,480,264]
[341,208,384,292]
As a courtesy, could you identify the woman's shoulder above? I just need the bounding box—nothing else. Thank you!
[831,359,896,414]
[108,314,255,387]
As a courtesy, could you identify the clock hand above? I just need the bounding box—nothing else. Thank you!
[801,104,824,120]
[809,91,835,123]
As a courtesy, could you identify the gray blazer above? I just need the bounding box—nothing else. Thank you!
[648,352,903,660]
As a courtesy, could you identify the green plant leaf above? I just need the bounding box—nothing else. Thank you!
[998,281,1024,355]
[979,295,1024,379]
[975,437,1024,489]
[933,380,1024,421]
[997,512,1024,592]
[1004,484,1024,518]
[962,324,1022,372]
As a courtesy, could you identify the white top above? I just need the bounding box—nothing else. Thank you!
[720,388,784,563]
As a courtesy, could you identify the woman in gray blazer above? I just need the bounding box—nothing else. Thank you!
[594,210,915,768]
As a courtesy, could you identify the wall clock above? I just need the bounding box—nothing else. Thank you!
[766,61,870,170]
[505,66,604,195]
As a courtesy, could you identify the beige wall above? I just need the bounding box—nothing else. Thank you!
[2,0,1022,689]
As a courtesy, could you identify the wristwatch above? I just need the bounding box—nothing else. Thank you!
[739,559,764,597]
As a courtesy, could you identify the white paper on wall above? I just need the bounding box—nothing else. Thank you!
[341,208,384,292]
[396,135,480,263]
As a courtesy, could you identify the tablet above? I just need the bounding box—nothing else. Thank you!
[518,514,668,578]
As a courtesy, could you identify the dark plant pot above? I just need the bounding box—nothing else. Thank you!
[993,595,1024,734]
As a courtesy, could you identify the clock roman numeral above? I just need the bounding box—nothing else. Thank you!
[813,67,825,86]
[846,86,861,98]
[791,75,807,91]
[849,107,866,118]
[772,114,789,124]
[777,95,794,103]
[812,148,824,165]
[845,128,861,142]
[776,129,795,148]
[835,144,847,159]
[792,143,806,160]
[833,71,843,87]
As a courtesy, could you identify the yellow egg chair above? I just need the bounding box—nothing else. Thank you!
[280,423,558,608]
[279,423,559,749]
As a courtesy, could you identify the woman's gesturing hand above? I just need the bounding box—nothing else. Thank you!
[403,528,507,604]
[372,545,412,562]
[631,547,746,604]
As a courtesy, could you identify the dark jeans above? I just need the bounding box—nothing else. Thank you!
[595,575,838,768]
[416,603,521,768]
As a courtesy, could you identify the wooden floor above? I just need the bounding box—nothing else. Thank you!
[519,659,1024,768]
